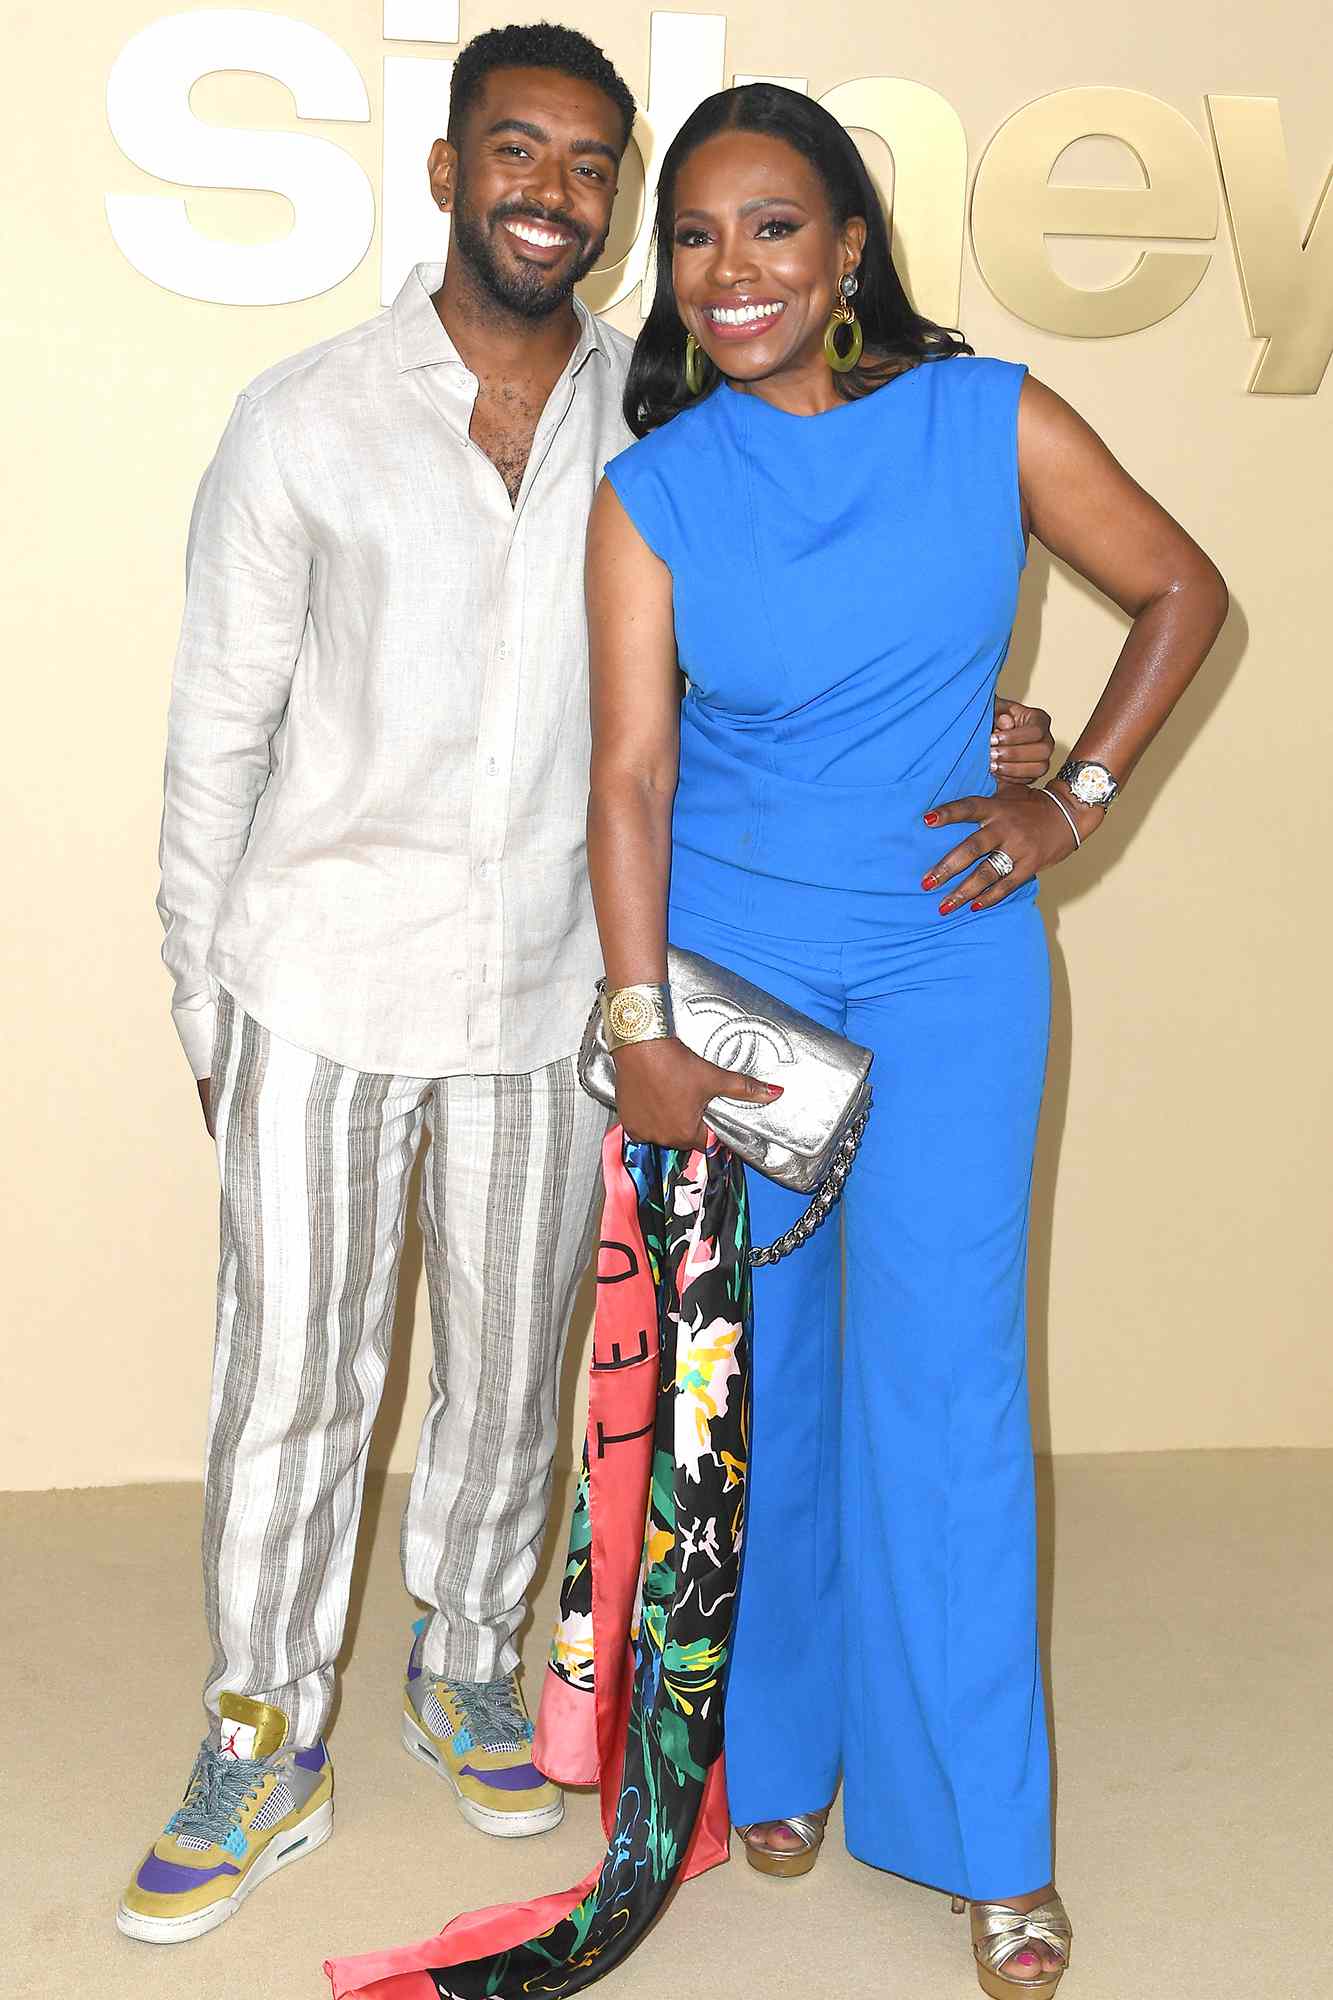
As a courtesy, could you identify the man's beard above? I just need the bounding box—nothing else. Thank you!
[450,178,607,320]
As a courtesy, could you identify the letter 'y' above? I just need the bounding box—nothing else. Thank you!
[1208,97,1333,394]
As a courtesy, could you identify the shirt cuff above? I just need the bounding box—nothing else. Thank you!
[172,994,218,1082]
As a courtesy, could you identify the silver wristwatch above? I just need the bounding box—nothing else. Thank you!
[1056,757,1120,810]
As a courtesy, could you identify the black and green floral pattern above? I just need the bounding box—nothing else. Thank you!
[428,1138,750,1998]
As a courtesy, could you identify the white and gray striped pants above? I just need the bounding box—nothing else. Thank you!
[202,991,607,1745]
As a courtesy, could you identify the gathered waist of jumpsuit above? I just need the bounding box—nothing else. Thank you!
[669,711,1036,940]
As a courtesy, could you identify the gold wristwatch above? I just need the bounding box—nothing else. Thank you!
[600,981,675,1052]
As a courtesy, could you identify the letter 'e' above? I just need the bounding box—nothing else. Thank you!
[971,87,1216,337]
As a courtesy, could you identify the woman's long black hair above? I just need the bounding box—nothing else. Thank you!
[623,83,971,437]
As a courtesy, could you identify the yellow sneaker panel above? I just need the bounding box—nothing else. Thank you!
[121,1755,332,1922]
[403,1671,562,1831]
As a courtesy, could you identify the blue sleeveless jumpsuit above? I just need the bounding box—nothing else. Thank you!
[604,357,1052,1900]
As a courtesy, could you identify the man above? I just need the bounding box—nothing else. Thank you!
[120,18,1054,1946]
[120,24,639,1946]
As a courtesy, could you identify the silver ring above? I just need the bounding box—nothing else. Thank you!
[986,848,1015,878]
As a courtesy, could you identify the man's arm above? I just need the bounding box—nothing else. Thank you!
[156,391,312,1114]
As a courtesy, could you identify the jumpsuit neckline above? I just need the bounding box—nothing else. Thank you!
[720,360,927,426]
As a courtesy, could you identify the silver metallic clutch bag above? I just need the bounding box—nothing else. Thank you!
[577,946,873,1265]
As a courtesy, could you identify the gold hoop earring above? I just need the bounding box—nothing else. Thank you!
[684,333,710,397]
[824,273,863,375]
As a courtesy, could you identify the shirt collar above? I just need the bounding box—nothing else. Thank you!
[393,261,613,378]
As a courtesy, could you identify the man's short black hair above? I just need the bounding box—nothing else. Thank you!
[447,21,636,155]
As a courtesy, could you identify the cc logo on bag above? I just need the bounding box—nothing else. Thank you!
[683,997,797,1075]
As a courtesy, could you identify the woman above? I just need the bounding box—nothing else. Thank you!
[584,84,1227,1998]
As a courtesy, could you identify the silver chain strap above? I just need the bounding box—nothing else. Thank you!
[749,1098,873,1267]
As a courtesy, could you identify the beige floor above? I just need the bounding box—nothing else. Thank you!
[6,1450,1328,2000]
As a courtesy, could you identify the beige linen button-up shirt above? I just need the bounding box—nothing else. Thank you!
[157,263,634,1079]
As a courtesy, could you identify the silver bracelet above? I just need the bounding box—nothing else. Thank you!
[1039,786,1082,850]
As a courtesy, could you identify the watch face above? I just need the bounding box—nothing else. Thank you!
[608,990,654,1040]
[1071,762,1116,805]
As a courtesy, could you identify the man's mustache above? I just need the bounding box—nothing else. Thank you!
[490,201,591,252]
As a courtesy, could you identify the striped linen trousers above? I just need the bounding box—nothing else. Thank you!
[203,991,608,1747]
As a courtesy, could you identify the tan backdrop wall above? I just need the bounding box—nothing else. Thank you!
[4,0,1331,1490]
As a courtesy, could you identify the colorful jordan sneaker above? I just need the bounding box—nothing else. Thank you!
[402,1617,563,1837]
[116,1693,333,1943]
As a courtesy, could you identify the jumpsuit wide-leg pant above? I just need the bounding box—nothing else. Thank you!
[670,894,1053,1901]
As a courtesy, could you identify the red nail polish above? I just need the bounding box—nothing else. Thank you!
[923,811,940,826]
[921,875,935,890]
[938,900,952,915]
[970,901,982,911]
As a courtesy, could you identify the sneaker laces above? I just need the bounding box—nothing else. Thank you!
[170,1742,268,1844]
[450,1676,533,1751]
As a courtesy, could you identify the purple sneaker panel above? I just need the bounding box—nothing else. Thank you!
[458,1761,547,1792]
[137,1851,241,1893]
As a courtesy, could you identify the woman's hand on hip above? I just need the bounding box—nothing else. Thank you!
[613,1038,783,1151]
[921,788,1102,914]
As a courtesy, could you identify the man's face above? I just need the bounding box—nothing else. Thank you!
[444,68,623,319]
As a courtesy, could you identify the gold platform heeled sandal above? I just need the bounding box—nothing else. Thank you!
[735,1807,830,1879]
[951,1892,1073,1998]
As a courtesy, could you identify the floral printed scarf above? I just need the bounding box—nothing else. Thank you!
[325,1127,750,2000]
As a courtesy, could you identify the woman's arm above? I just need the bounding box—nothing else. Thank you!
[585,481,679,992]
[586,481,781,1147]
[925,377,1229,910]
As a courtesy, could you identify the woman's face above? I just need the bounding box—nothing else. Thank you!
[670,129,866,392]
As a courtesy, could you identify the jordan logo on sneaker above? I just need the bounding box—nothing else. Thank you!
[219,1721,257,1759]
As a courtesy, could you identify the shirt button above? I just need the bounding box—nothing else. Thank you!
[478,861,491,878]
[452,969,465,984]
[497,641,509,659]
[487,757,498,777]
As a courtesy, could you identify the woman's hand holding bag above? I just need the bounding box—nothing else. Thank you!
[612,1037,783,1152]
